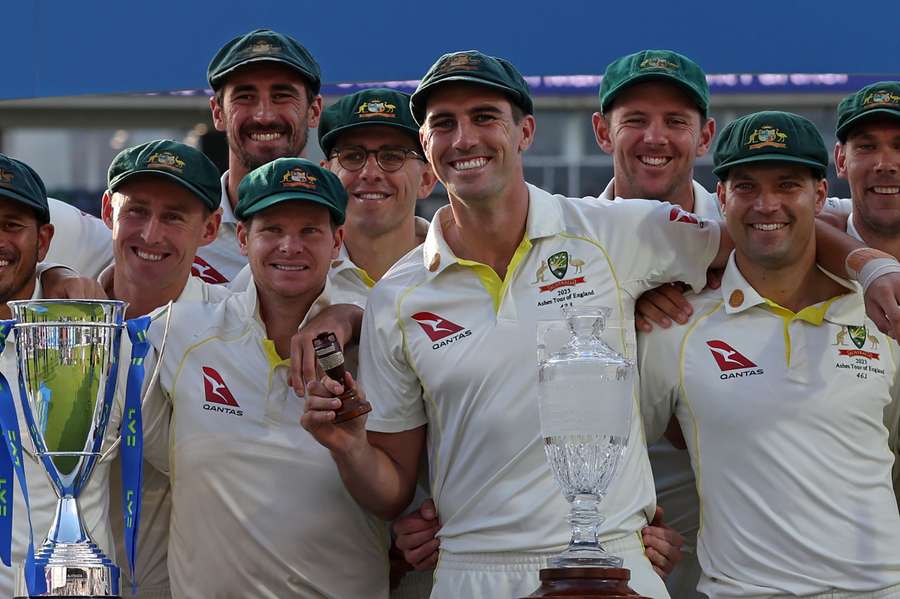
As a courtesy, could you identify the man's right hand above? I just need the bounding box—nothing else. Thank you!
[393,498,441,571]
[300,373,368,454]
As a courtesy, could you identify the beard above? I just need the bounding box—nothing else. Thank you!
[230,123,310,172]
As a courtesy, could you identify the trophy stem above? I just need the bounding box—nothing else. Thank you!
[47,496,90,545]
[549,493,622,568]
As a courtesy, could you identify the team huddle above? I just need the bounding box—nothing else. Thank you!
[1,27,900,599]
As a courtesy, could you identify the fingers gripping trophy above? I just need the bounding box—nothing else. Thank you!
[525,307,647,598]
[0,300,152,598]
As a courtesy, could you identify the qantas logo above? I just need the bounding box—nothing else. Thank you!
[411,312,472,350]
[202,367,243,416]
[706,340,764,380]
[669,206,702,226]
[191,256,229,285]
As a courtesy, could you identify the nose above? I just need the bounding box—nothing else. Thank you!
[253,95,277,124]
[452,118,478,152]
[642,118,667,146]
[359,152,383,181]
[277,233,303,255]
[753,191,781,214]
[140,217,163,244]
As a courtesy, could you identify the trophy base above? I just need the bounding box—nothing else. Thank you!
[15,543,120,599]
[521,567,649,598]
[334,391,372,423]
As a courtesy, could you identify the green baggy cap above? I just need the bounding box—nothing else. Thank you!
[319,88,421,157]
[836,81,900,142]
[235,157,347,225]
[108,140,222,211]
[208,29,321,94]
[713,111,828,179]
[0,153,49,223]
[600,49,709,116]
[410,50,533,125]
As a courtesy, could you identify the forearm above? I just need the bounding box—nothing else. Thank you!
[710,223,734,270]
[331,433,416,520]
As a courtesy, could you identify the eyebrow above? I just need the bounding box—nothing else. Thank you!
[427,104,504,122]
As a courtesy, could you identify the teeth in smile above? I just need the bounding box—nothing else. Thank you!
[273,264,307,271]
[357,193,388,200]
[0,260,9,267]
[752,223,786,231]
[250,132,282,141]
[873,186,900,194]
[453,157,487,171]
[639,156,670,166]
[136,249,164,261]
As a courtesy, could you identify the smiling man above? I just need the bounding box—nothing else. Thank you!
[141,157,389,598]
[199,29,323,285]
[639,110,900,598]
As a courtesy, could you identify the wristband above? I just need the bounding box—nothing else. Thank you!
[846,248,900,292]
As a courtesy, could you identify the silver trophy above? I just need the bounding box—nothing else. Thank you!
[8,299,127,598]
[537,307,634,568]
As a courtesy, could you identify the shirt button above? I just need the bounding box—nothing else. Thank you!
[729,289,744,308]
[428,254,441,272]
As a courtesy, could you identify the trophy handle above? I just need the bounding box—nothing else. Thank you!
[97,302,173,464]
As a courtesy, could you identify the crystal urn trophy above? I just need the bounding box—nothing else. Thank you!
[4,300,129,598]
[524,307,647,598]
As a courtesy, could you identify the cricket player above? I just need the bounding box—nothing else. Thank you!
[141,158,389,598]
[303,51,900,599]
[0,153,120,597]
[639,110,900,598]
[99,139,227,599]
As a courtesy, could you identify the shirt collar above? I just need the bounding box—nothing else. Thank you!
[719,252,864,326]
[599,178,722,219]
[330,245,376,288]
[421,183,565,277]
[220,170,237,225]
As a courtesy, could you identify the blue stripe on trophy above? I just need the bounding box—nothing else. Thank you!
[0,319,42,595]
[122,315,151,594]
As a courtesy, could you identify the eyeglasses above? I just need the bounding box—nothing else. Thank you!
[329,146,424,173]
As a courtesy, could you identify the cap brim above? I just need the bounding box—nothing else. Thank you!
[210,56,319,92]
[713,154,827,178]
[0,187,48,220]
[239,191,344,225]
[108,169,218,211]
[603,73,707,113]
[836,107,900,141]
[412,76,524,124]
[319,121,422,157]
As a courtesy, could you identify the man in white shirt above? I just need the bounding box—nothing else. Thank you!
[639,110,900,598]
[142,158,389,598]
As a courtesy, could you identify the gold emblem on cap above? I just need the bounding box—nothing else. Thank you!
[356,99,397,119]
[863,90,900,108]
[747,126,787,150]
[639,57,679,71]
[249,39,277,54]
[434,53,481,75]
[147,152,185,173]
[428,253,440,272]
[0,169,13,183]
[281,168,318,190]
[729,289,744,308]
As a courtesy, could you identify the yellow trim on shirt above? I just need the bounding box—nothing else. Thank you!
[354,268,377,289]
[261,338,290,369]
[762,296,840,367]
[457,236,533,313]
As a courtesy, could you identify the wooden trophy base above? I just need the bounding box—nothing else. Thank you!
[522,567,649,598]
[333,391,372,423]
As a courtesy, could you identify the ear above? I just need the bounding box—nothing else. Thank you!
[306,95,324,129]
[416,164,438,200]
[199,208,223,247]
[695,117,716,158]
[834,141,848,180]
[592,112,614,155]
[237,221,250,256]
[331,225,344,260]
[101,191,115,230]
[36,223,54,262]
[210,95,226,132]
[517,114,536,153]
[716,180,727,214]
[813,178,829,215]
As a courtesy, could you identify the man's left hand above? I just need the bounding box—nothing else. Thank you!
[641,506,684,578]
